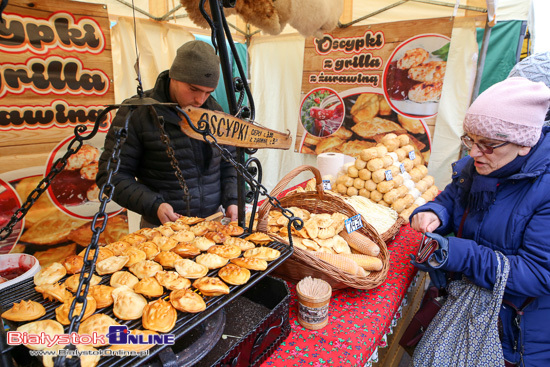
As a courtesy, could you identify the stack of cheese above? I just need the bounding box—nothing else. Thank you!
[266,207,383,276]
[332,133,438,222]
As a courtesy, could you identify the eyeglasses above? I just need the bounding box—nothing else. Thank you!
[460,134,510,154]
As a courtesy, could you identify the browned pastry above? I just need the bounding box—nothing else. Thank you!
[163,221,190,231]
[136,228,162,240]
[155,271,191,291]
[137,241,161,260]
[33,243,77,267]
[170,289,206,313]
[218,264,251,286]
[96,255,129,275]
[121,246,147,267]
[142,299,177,333]
[64,273,101,293]
[230,257,268,271]
[55,296,96,325]
[397,47,430,69]
[110,271,139,289]
[243,247,281,261]
[68,215,128,247]
[220,223,245,237]
[16,320,64,350]
[408,61,446,82]
[193,277,230,297]
[120,233,147,246]
[170,230,196,243]
[134,277,164,298]
[88,285,115,308]
[108,329,158,352]
[174,259,209,279]
[15,176,58,229]
[2,300,46,321]
[397,114,426,135]
[175,216,205,225]
[155,225,174,237]
[204,231,227,244]
[244,232,272,245]
[104,240,131,256]
[351,93,379,123]
[351,117,402,138]
[154,251,182,268]
[337,140,377,158]
[332,126,354,140]
[111,286,148,320]
[314,136,345,155]
[78,313,120,347]
[128,260,163,279]
[190,236,216,251]
[171,243,201,258]
[223,236,255,251]
[152,235,178,251]
[78,247,115,263]
[408,81,443,103]
[34,262,66,286]
[206,221,225,232]
[207,244,242,259]
[19,211,88,245]
[104,215,129,243]
[195,253,229,269]
[35,283,72,303]
[189,222,210,236]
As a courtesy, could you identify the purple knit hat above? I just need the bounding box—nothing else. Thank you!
[463,77,550,147]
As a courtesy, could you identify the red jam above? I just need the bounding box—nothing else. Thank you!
[0,265,30,281]
[386,61,421,101]
[50,169,95,206]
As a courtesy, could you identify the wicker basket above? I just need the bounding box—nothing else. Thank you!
[257,165,389,290]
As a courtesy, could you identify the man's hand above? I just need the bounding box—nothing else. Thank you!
[225,205,238,222]
[411,211,441,233]
[157,203,181,224]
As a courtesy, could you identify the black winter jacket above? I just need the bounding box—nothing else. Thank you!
[97,71,238,225]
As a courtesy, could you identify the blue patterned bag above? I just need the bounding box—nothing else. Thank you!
[411,251,510,367]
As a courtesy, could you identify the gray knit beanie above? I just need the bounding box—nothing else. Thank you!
[169,40,220,88]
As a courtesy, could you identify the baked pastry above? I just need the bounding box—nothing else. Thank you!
[174,259,209,279]
[193,277,230,297]
[163,221,190,231]
[398,114,425,135]
[190,236,216,251]
[170,288,206,313]
[351,93,379,123]
[314,136,345,155]
[17,320,64,350]
[2,300,46,321]
[189,222,210,236]
[333,126,353,140]
[35,283,72,303]
[134,277,164,298]
[171,243,201,258]
[244,232,272,245]
[110,271,139,289]
[34,262,66,286]
[171,230,196,243]
[243,247,281,261]
[96,255,129,275]
[62,255,84,274]
[64,273,101,293]
[88,285,115,308]
[121,246,147,267]
[137,241,161,260]
[111,286,148,320]
[155,225,174,237]
[105,240,131,256]
[152,235,178,251]
[351,117,402,138]
[230,257,268,271]
[218,264,251,286]
[108,329,158,352]
[104,215,129,243]
[78,313,120,347]
[136,228,162,240]
[15,176,58,229]
[220,223,245,237]
[337,140,376,158]
[223,236,255,251]
[175,216,205,225]
[33,243,76,267]
[20,211,87,245]
[195,253,229,269]
[78,247,115,263]
[155,270,191,291]
[55,296,96,325]
[207,244,241,259]
[408,81,443,103]
[142,299,177,333]
[204,231,227,244]
[129,260,163,279]
[120,233,147,246]
[154,251,183,268]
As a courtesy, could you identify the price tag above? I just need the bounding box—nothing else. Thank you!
[399,163,406,174]
[408,150,416,160]
[345,214,364,234]
[384,170,393,181]
[322,179,332,191]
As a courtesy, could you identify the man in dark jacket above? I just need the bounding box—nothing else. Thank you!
[97,40,238,227]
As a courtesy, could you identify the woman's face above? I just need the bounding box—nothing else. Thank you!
[465,133,531,175]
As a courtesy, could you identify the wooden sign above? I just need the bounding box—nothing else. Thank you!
[180,107,292,150]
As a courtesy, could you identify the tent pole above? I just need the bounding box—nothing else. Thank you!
[471,18,492,102]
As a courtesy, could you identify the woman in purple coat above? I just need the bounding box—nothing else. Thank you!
[410,77,550,366]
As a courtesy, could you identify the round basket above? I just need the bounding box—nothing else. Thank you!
[257,165,389,290]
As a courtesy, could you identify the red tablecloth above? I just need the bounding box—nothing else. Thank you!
[262,224,421,367]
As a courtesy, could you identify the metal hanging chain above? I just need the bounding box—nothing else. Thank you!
[177,107,303,241]
[149,105,192,216]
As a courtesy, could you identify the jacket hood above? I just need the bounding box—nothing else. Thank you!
[510,126,550,180]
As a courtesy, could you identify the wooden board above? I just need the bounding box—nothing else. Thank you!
[180,107,293,150]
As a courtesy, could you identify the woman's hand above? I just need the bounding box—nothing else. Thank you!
[157,203,181,224]
[411,211,441,233]
[225,204,238,221]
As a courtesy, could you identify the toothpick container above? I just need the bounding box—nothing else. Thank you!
[296,278,332,330]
